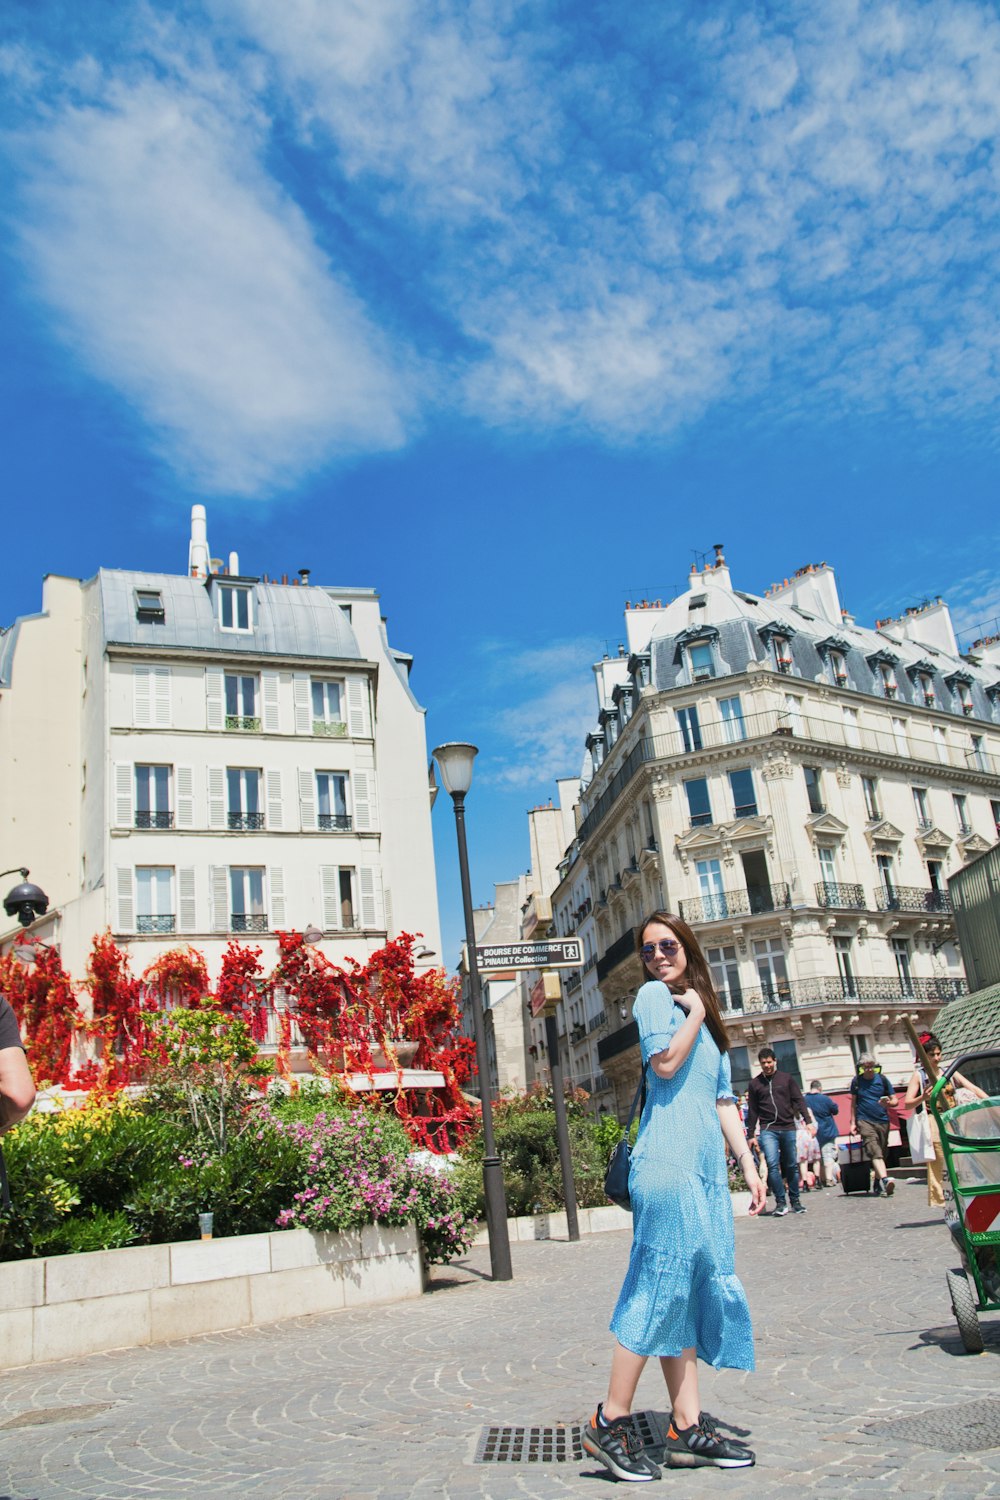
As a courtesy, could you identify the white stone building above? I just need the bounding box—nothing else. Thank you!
[0,507,441,982]
[545,551,1000,1113]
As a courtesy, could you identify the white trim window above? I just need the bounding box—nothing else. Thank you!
[912,785,930,827]
[135,764,172,828]
[918,671,935,708]
[225,673,259,731]
[772,637,793,674]
[136,866,175,935]
[227,768,263,830]
[842,706,861,747]
[879,662,898,699]
[752,938,789,1005]
[956,681,974,716]
[706,944,743,1012]
[218,584,253,633]
[828,650,848,688]
[317,772,351,831]
[688,641,715,682]
[312,678,346,737]
[230,867,267,932]
[677,705,702,752]
[719,695,745,743]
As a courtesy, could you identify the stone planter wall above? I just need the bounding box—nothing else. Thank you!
[0,1223,422,1372]
[471,1194,752,1245]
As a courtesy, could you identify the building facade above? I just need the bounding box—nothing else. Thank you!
[546,551,1000,1113]
[0,507,442,982]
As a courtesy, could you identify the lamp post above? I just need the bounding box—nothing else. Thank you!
[432,743,513,1282]
[2,869,49,929]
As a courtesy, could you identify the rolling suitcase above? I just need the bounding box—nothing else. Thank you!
[841,1137,871,1195]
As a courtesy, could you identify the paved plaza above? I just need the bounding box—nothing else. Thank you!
[2,1181,999,1499]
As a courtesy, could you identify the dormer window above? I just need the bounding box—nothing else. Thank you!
[218,584,253,633]
[773,637,793,673]
[919,672,935,708]
[878,663,897,698]
[688,641,715,682]
[135,589,165,623]
[956,681,974,716]
[829,650,848,688]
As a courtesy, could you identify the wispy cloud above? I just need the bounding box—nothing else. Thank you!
[6,1,1000,494]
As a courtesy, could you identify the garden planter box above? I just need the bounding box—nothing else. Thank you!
[0,1223,422,1371]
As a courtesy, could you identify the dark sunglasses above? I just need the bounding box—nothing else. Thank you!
[640,940,682,960]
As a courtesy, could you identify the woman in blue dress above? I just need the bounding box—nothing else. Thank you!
[583,911,766,1482]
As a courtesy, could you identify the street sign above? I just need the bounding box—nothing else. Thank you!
[476,937,584,972]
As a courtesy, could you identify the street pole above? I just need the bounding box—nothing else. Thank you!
[451,791,513,1282]
[543,1009,580,1241]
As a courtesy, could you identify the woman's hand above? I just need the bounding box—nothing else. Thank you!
[669,986,705,1023]
[746,1163,767,1216]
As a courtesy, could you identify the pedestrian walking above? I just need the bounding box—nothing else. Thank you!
[849,1054,898,1197]
[583,912,765,1483]
[804,1080,841,1187]
[745,1047,811,1217]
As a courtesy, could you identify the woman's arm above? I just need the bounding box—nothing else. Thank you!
[954,1071,989,1100]
[647,988,705,1080]
[904,1068,923,1106]
[717,1099,767,1215]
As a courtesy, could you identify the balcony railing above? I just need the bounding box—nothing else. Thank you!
[732,974,968,1011]
[313,719,348,738]
[564,969,582,993]
[596,927,639,982]
[136,914,176,935]
[231,913,268,933]
[815,881,866,910]
[318,813,353,832]
[875,884,953,914]
[228,811,266,831]
[226,715,261,732]
[679,884,791,924]
[134,810,174,829]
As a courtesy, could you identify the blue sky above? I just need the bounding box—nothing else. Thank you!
[2,0,1000,969]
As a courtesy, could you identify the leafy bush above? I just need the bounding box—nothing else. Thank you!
[453,1087,610,1218]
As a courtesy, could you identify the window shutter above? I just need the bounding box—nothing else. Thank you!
[206,667,224,730]
[269,867,285,930]
[359,865,383,930]
[114,763,133,827]
[116,868,134,932]
[153,666,171,727]
[298,768,316,830]
[261,671,280,733]
[178,867,197,933]
[210,866,230,932]
[383,885,393,939]
[321,866,340,930]
[175,765,195,828]
[352,770,378,832]
[266,769,283,830]
[293,674,312,734]
[133,667,152,727]
[346,676,370,738]
[207,767,226,829]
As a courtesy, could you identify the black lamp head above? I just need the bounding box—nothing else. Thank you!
[4,880,49,928]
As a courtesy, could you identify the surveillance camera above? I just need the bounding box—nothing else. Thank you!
[3,880,49,928]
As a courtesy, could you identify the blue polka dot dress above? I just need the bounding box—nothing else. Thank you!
[609,980,755,1370]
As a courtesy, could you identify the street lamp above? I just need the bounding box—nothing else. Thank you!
[432,742,513,1282]
[2,869,49,929]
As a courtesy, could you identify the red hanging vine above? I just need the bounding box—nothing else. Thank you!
[0,940,82,1086]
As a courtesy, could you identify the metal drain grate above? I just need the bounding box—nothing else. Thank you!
[475,1411,667,1465]
[864,1397,1000,1452]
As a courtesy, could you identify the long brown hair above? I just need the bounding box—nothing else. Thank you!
[635,910,731,1055]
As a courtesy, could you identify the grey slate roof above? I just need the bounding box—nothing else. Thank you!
[933,985,1000,1059]
[98,570,363,660]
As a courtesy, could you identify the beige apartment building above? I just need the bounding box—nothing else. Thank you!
[0,507,442,985]
[535,551,1000,1113]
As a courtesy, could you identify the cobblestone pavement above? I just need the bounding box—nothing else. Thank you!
[2,1182,1000,1499]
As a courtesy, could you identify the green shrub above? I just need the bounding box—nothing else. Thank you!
[453,1087,610,1218]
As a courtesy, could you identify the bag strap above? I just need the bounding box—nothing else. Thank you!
[0,1143,10,1215]
[623,1064,648,1135]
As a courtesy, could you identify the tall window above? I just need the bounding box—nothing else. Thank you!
[926,859,944,893]
[728,1045,752,1095]
[677,705,703,752]
[803,765,824,814]
[783,694,802,734]
[312,678,346,736]
[933,725,949,763]
[706,945,743,1012]
[729,768,757,818]
[842,706,860,747]
[770,1038,802,1086]
[218,585,252,633]
[892,937,914,994]
[849,1034,873,1068]
[891,717,909,755]
[861,776,881,820]
[688,641,715,682]
[684,777,712,827]
[773,637,793,673]
[225,673,259,730]
[719,696,746,743]
[919,671,935,707]
[696,859,726,920]
[912,786,930,827]
[317,772,351,831]
[956,681,974,716]
[877,852,896,899]
[135,765,172,828]
[954,793,970,833]
[136,867,174,934]
[230,867,266,932]
[818,846,837,890]
[992,799,1000,836]
[829,650,848,687]
[834,936,857,996]
[970,734,987,771]
[878,662,897,699]
[227,768,263,830]
[753,938,788,1004]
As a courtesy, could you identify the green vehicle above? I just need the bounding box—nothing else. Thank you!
[930,1050,1000,1354]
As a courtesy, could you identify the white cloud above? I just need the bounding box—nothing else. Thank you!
[7,69,413,496]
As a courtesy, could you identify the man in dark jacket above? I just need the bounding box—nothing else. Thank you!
[745,1048,811,1217]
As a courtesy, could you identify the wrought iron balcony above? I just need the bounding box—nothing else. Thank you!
[225,715,261,732]
[313,719,348,738]
[875,884,953,914]
[228,812,265,831]
[737,974,968,1011]
[231,913,268,933]
[134,810,174,829]
[815,881,866,910]
[136,914,176,935]
[679,884,791,924]
[563,969,582,993]
[318,813,352,832]
[596,927,639,982]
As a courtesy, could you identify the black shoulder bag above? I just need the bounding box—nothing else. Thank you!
[603,1065,648,1212]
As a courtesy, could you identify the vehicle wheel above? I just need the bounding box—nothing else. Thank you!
[946,1267,985,1354]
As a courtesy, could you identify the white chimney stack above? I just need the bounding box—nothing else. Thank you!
[228,551,240,576]
[188,505,210,578]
